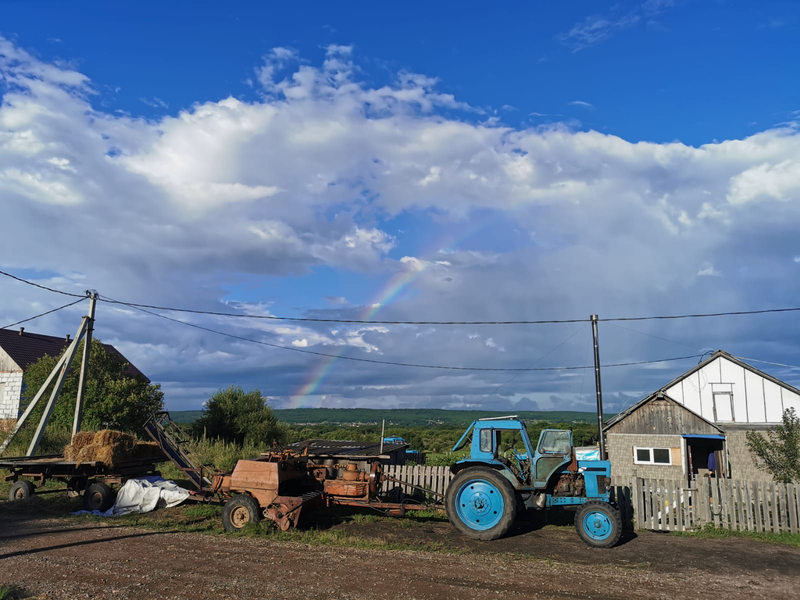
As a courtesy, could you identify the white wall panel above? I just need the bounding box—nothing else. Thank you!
[720,359,748,423]
[782,389,800,414]
[764,379,784,422]
[744,369,767,422]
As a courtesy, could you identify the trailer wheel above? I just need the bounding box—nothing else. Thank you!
[222,494,261,532]
[83,482,115,512]
[574,501,622,548]
[8,480,35,501]
[445,467,516,541]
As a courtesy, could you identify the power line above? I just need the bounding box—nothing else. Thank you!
[1,297,87,330]
[120,301,703,372]
[732,356,800,371]
[602,307,800,322]
[5,269,800,326]
[0,269,86,299]
[603,321,702,351]
[97,295,587,325]
[479,325,587,402]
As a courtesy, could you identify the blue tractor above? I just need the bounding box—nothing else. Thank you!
[445,416,621,547]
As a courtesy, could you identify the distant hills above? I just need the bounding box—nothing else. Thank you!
[169,407,603,427]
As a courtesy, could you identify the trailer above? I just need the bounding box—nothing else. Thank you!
[1,454,162,512]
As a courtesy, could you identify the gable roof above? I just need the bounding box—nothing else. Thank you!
[0,328,148,381]
[604,391,723,432]
[604,349,800,431]
[661,349,800,398]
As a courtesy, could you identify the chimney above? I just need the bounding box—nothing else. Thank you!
[18,327,24,336]
[65,334,71,342]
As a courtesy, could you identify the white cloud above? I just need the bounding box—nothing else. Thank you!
[561,0,676,52]
[3,37,800,410]
[569,100,594,109]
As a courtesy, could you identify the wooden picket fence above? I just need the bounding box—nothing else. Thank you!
[380,468,800,534]
[381,464,452,500]
[613,477,800,533]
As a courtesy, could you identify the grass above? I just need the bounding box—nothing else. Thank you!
[673,523,800,548]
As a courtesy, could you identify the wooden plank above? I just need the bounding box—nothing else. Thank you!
[753,482,762,532]
[729,479,737,530]
[795,485,800,535]
[635,479,645,530]
[668,481,676,531]
[771,482,778,534]
[656,479,663,531]
[676,485,684,531]
[743,481,753,532]
[734,480,743,531]
[713,478,722,528]
[780,483,789,533]
[649,479,657,531]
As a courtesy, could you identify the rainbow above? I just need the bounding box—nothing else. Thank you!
[288,257,435,406]
[287,212,505,407]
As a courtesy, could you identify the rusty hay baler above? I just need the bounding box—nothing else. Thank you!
[143,413,437,532]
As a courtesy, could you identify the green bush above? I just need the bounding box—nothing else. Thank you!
[193,386,286,446]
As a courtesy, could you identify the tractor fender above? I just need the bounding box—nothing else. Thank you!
[450,461,520,489]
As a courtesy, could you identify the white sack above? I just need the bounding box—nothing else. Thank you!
[74,476,190,517]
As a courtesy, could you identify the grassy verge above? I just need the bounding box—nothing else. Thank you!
[673,524,800,548]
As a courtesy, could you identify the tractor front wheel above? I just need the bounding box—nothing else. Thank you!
[222,494,261,532]
[445,467,517,541]
[574,501,622,548]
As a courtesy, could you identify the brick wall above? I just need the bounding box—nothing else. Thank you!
[0,372,22,419]
[725,429,773,482]
[607,433,684,483]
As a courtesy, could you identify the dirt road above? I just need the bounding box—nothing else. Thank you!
[1,513,798,600]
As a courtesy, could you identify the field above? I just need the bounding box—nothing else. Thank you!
[171,408,606,426]
[1,489,799,600]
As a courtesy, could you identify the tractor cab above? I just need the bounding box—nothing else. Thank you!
[452,416,576,489]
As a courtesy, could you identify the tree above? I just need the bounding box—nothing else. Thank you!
[194,385,286,446]
[22,338,164,434]
[746,408,800,483]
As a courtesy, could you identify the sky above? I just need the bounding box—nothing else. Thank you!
[1,0,800,414]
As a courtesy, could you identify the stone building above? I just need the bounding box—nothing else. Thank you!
[605,350,800,484]
[0,327,147,422]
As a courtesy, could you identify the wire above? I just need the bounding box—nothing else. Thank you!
[117,300,704,372]
[98,295,587,326]
[1,297,87,330]
[0,269,86,299]
[8,269,798,326]
[732,356,800,370]
[478,325,587,402]
[603,321,702,351]
[602,307,800,322]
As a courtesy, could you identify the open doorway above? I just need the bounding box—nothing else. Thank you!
[685,435,724,484]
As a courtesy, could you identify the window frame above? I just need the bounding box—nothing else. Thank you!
[633,446,673,466]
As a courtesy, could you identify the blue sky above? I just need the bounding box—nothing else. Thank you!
[1,0,800,413]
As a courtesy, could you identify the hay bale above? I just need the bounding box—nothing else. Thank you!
[64,444,77,461]
[67,429,139,467]
[70,431,96,452]
[93,430,135,452]
[132,441,163,461]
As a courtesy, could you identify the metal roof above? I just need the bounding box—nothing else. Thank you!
[287,438,408,457]
[0,328,148,381]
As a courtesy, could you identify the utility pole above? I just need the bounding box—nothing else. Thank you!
[590,315,606,460]
[73,291,97,436]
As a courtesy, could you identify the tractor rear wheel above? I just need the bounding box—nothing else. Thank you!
[222,494,261,532]
[574,501,622,548]
[446,467,517,541]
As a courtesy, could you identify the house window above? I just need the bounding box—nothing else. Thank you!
[634,447,672,465]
